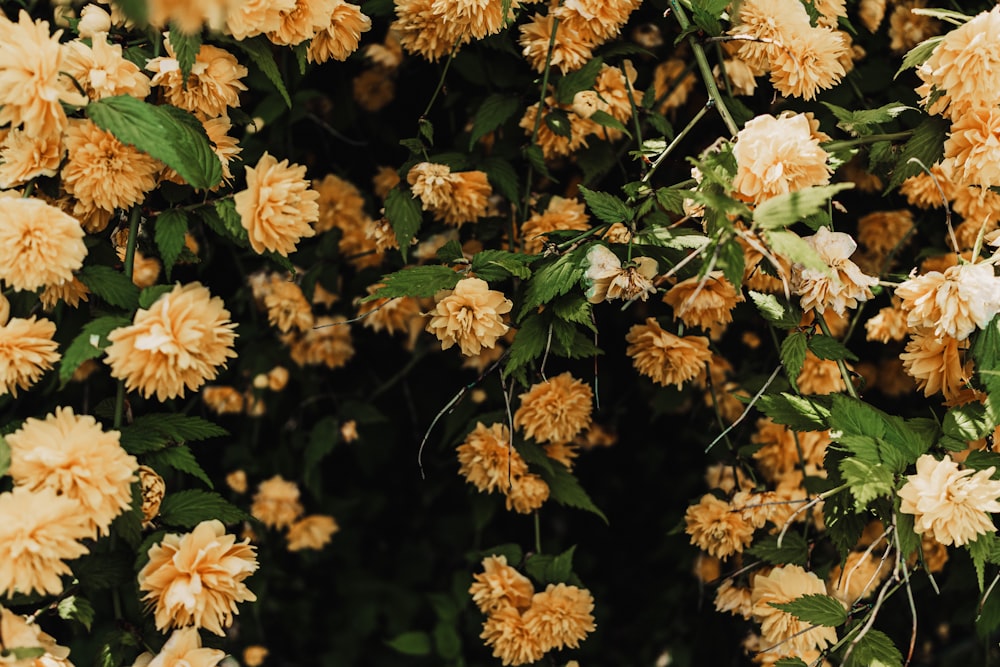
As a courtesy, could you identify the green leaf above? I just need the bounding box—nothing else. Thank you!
[155,208,188,279]
[0,437,8,477]
[840,458,894,510]
[539,461,608,524]
[969,533,1000,591]
[436,240,464,264]
[167,26,201,81]
[364,266,461,301]
[201,198,250,248]
[304,417,340,495]
[589,110,631,138]
[977,581,1000,639]
[577,185,632,224]
[469,94,521,149]
[139,284,175,309]
[504,314,548,382]
[482,157,520,204]
[525,545,577,585]
[754,184,854,230]
[520,247,587,315]
[843,629,902,667]
[385,631,431,656]
[896,36,944,77]
[72,551,131,591]
[555,57,604,105]
[961,451,1000,478]
[771,593,848,627]
[825,486,867,557]
[887,115,948,191]
[158,489,248,528]
[144,445,213,488]
[112,503,142,548]
[781,332,808,384]
[749,291,802,328]
[57,595,95,632]
[746,533,809,566]
[757,393,831,432]
[87,96,222,189]
[544,108,574,138]
[634,225,708,250]
[385,187,423,261]
[5,648,45,661]
[77,265,140,310]
[820,102,914,136]
[226,36,291,108]
[523,144,554,179]
[774,660,809,667]
[59,315,131,386]
[470,250,533,281]
[765,229,829,274]
[418,118,434,145]
[654,187,688,215]
[433,621,461,660]
[718,238,745,291]
[808,335,859,362]
[120,413,227,455]
[942,401,993,444]
[112,0,147,24]
[552,295,596,332]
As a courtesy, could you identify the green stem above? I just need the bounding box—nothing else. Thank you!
[667,0,739,137]
[520,15,561,224]
[815,313,860,400]
[534,512,542,554]
[821,131,913,153]
[641,103,709,185]
[113,206,142,431]
[421,42,459,119]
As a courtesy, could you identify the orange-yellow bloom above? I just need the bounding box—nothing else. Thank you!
[514,373,593,444]
[426,278,512,356]
[234,152,320,256]
[0,196,85,292]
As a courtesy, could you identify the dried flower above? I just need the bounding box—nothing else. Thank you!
[732,113,831,203]
[584,245,658,304]
[0,315,60,397]
[427,278,512,356]
[251,475,304,529]
[7,407,138,537]
[523,584,596,652]
[0,196,85,292]
[130,626,225,667]
[139,465,166,528]
[286,515,339,551]
[105,282,238,401]
[792,226,878,315]
[469,555,534,615]
[235,152,320,256]
[514,373,594,444]
[899,453,1000,546]
[625,318,712,389]
[685,494,756,559]
[138,519,258,635]
[0,486,90,597]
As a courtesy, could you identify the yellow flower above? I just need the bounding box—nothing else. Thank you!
[426,277,512,356]
[684,494,756,559]
[393,0,469,62]
[307,1,373,63]
[130,627,225,667]
[920,6,1000,120]
[728,0,811,73]
[732,113,831,203]
[797,350,849,395]
[0,11,86,140]
[407,162,491,226]
[62,119,161,212]
[252,475,304,529]
[469,555,534,615]
[895,262,1000,341]
[751,565,838,658]
[664,271,743,336]
[505,473,550,514]
[519,11,595,74]
[715,579,753,619]
[827,550,891,605]
[148,0,227,33]
[138,519,258,636]
[768,27,849,101]
[518,99,593,159]
[625,318,712,389]
[889,0,941,53]
[264,278,314,333]
[857,210,914,257]
[899,453,1000,546]
[652,58,697,114]
[514,373,593,444]
[104,282,238,401]
[226,470,248,494]
[226,0,296,40]
[792,227,878,316]
[268,0,337,46]
[286,515,340,551]
[0,196,85,292]
[457,423,528,494]
[356,285,424,339]
[943,107,1000,188]
[282,315,355,369]
[147,39,248,119]
[7,407,138,537]
[0,128,63,188]
[480,607,545,667]
[314,172,368,233]
[0,315,60,397]
[234,152,320,256]
[62,32,151,101]
[523,583,596,651]
[242,646,269,667]
[0,486,91,597]
[40,277,90,311]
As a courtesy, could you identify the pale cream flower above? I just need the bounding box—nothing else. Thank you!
[732,113,831,203]
[63,119,161,212]
[251,475,304,529]
[583,245,658,304]
[895,262,1000,340]
[307,1,373,63]
[7,407,138,537]
[715,579,753,619]
[523,196,590,255]
[522,584,596,652]
[78,4,112,37]
[138,519,258,636]
[514,373,593,445]
[426,278,511,356]
[0,315,60,397]
[104,282,238,401]
[469,555,534,615]
[147,40,248,119]
[920,6,1000,120]
[234,152,320,256]
[685,494,756,559]
[625,318,712,389]
[0,486,91,597]
[63,32,151,101]
[751,565,838,658]
[899,453,1000,546]
[0,196,85,292]
[286,515,339,551]
[130,626,225,667]
[792,226,878,315]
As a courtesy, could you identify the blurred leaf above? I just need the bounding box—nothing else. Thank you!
[482,156,520,204]
[754,184,853,230]
[775,660,809,667]
[746,533,808,566]
[654,187,688,215]
[87,96,222,189]
[821,102,914,136]
[226,36,292,108]
[433,621,461,660]
[765,229,828,274]
[539,461,608,524]
[0,437,8,477]
[749,291,802,328]
[470,94,521,149]
[155,208,188,279]
[385,631,431,656]
[57,596,95,632]
[159,489,248,527]
[555,57,604,105]
[78,265,140,310]
[771,593,847,627]
[59,315,131,386]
